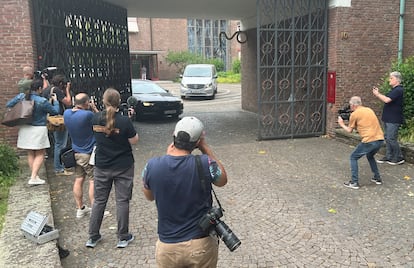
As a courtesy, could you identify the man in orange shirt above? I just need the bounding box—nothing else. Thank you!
[338,96,384,189]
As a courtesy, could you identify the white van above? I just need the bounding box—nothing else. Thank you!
[180,64,218,99]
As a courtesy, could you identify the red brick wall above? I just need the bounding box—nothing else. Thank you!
[0,0,36,149]
[151,18,188,79]
[128,18,241,80]
[327,0,414,136]
[129,18,190,80]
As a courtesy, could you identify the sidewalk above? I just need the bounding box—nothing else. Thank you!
[0,157,61,268]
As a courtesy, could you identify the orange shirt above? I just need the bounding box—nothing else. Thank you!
[349,106,384,143]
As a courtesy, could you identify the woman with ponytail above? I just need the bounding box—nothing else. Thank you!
[86,88,139,249]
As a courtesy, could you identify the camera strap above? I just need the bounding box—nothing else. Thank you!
[195,155,224,212]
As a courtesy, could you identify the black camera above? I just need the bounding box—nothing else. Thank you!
[338,105,352,121]
[120,96,138,118]
[119,103,129,116]
[199,206,241,252]
[34,67,57,79]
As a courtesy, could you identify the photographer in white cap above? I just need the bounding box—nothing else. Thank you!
[142,116,227,268]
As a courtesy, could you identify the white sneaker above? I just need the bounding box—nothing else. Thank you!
[76,205,92,218]
[28,178,46,185]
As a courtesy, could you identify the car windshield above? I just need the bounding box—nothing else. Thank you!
[132,82,166,94]
[183,67,212,77]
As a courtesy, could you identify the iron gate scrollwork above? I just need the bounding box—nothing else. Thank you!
[257,0,328,140]
[32,0,131,106]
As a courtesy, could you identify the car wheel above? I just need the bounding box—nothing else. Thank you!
[172,114,180,121]
[181,96,186,100]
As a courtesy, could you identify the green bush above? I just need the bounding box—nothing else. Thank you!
[0,143,19,233]
[379,56,414,143]
[205,58,225,72]
[399,118,414,143]
[0,143,19,187]
[217,71,241,83]
[232,59,241,74]
[165,51,225,75]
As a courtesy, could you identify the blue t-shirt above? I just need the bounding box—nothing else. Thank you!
[382,85,404,124]
[64,109,95,154]
[142,154,221,243]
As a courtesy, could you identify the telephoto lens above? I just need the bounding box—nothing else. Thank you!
[214,220,241,252]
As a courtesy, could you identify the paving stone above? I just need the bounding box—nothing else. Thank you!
[1,83,414,267]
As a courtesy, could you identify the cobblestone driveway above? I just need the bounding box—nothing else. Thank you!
[47,83,414,267]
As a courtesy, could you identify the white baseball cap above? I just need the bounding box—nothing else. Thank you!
[173,116,204,142]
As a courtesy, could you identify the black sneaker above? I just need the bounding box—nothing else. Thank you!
[86,235,102,248]
[387,158,405,165]
[370,177,382,185]
[376,157,388,164]
[343,181,360,189]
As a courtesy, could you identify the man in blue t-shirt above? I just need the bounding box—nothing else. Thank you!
[64,93,99,218]
[373,71,405,165]
[142,116,228,268]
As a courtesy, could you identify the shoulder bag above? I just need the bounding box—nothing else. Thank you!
[2,99,34,127]
[60,146,76,168]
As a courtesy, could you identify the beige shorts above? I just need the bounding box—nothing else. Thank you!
[74,153,94,180]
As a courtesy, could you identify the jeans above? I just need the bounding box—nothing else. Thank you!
[53,129,68,172]
[384,122,403,161]
[350,140,383,183]
[89,165,134,241]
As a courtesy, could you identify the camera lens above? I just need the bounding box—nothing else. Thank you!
[214,220,241,252]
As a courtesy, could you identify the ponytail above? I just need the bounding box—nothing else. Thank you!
[102,88,121,136]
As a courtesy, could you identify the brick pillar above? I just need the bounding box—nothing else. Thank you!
[0,0,36,149]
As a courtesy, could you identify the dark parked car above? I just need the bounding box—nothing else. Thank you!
[127,80,183,121]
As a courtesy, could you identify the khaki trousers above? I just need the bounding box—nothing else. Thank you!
[156,236,219,268]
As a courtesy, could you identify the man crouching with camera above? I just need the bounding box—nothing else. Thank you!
[338,96,384,189]
[142,116,228,268]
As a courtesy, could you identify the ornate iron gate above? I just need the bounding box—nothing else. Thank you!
[32,0,131,105]
[257,0,328,140]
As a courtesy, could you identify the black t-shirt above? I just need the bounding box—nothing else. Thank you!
[382,85,404,124]
[42,86,68,114]
[92,111,137,169]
